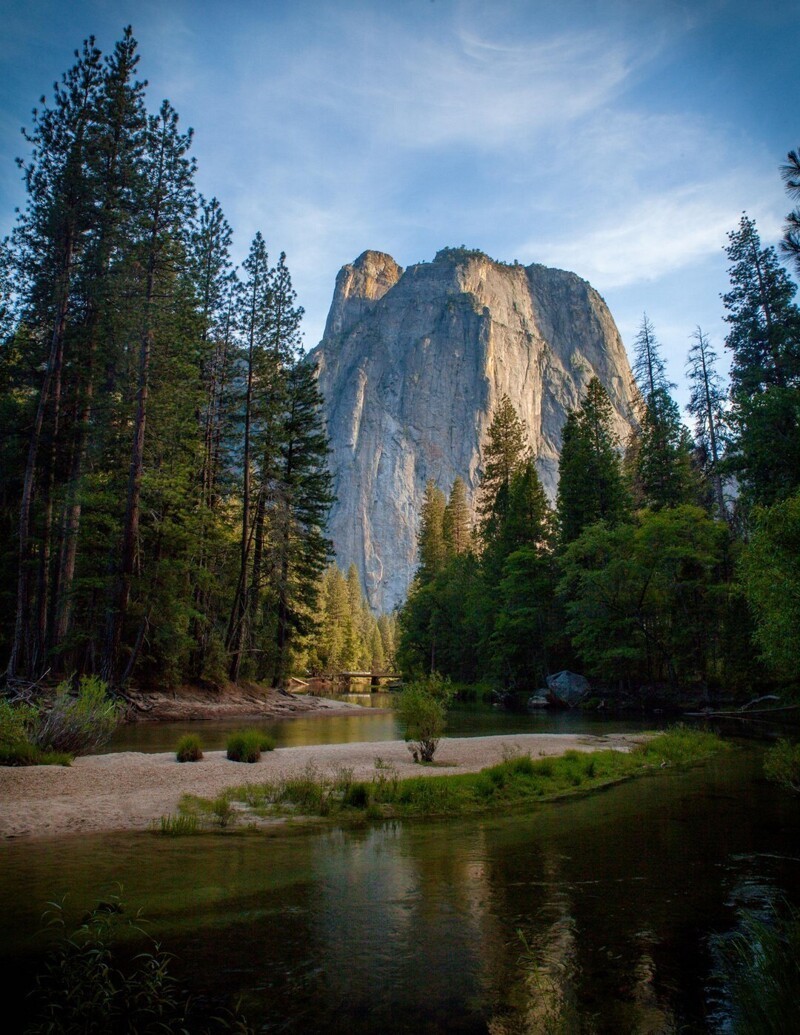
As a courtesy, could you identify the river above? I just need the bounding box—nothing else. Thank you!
[2,702,798,1032]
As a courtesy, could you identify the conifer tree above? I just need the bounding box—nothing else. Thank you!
[722,214,800,507]
[417,480,447,582]
[478,395,529,548]
[556,377,629,544]
[632,313,671,403]
[781,147,800,278]
[8,38,105,678]
[685,327,728,521]
[104,98,197,683]
[442,477,471,555]
[267,357,334,686]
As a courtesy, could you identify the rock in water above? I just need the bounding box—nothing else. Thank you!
[310,247,639,612]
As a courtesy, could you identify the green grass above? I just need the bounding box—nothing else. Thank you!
[183,726,728,829]
[723,902,800,1033]
[226,729,276,763]
[176,733,203,763]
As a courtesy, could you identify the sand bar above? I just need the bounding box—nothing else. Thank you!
[0,732,643,842]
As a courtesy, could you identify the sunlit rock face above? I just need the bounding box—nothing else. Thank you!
[310,247,639,612]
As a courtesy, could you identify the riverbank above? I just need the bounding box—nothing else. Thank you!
[122,683,366,722]
[0,732,642,841]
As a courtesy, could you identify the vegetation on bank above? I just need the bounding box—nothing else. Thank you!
[166,727,727,833]
[0,676,120,765]
[763,739,800,794]
[26,894,253,1034]
[722,901,800,1035]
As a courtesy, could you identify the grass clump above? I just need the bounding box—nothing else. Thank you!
[176,733,203,763]
[226,728,275,763]
[152,813,200,835]
[723,901,800,1033]
[763,739,800,794]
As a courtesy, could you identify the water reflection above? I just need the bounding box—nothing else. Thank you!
[2,749,799,1032]
[106,695,661,754]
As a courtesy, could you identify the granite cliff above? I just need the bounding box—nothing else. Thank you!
[310,247,639,612]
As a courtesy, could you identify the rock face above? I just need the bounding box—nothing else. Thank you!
[310,247,639,612]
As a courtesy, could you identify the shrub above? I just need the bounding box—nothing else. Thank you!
[0,700,71,766]
[176,733,203,763]
[396,674,453,763]
[32,676,121,755]
[764,739,800,794]
[226,728,275,763]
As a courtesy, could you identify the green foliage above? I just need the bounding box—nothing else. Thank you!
[763,740,800,794]
[226,729,275,763]
[738,491,800,677]
[396,674,453,762]
[723,214,800,509]
[722,902,800,1034]
[31,676,121,755]
[557,377,630,545]
[0,700,72,765]
[175,733,204,763]
[26,893,252,1033]
[152,813,201,835]
[199,728,726,824]
[558,508,728,689]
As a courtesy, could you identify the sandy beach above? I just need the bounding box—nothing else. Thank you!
[0,732,642,842]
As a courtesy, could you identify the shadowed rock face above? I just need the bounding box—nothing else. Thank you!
[309,247,639,612]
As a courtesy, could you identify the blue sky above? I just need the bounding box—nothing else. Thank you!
[1,0,798,410]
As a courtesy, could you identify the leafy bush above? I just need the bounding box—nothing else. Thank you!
[226,728,275,763]
[763,739,800,794]
[32,676,121,755]
[176,733,203,763]
[0,699,71,766]
[396,673,453,763]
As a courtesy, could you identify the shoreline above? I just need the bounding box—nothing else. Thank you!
[0,732,642,842]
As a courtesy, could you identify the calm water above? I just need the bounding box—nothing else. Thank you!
[105,693,662,753]
[2,745,799,1032]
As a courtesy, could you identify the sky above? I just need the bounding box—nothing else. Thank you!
[1,0,798,411]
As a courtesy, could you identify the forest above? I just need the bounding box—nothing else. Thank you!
[1,28,799,705]
[0,29,395,692]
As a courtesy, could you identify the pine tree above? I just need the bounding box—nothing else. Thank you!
[417,480,447,582]
[478,395,529,548]
[267,357,334,686]
[226,232,270,680]
[685,327,728,521]
[8,38,105,678]
[104,98,197,683]
[634,388,698,510]
[723,214,800,506]
[442,476,471,555]
[781,147,800,279]
[632,313,671,404]
[556,377,629,545]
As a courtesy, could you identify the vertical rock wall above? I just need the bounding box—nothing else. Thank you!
[310,247,639,612]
